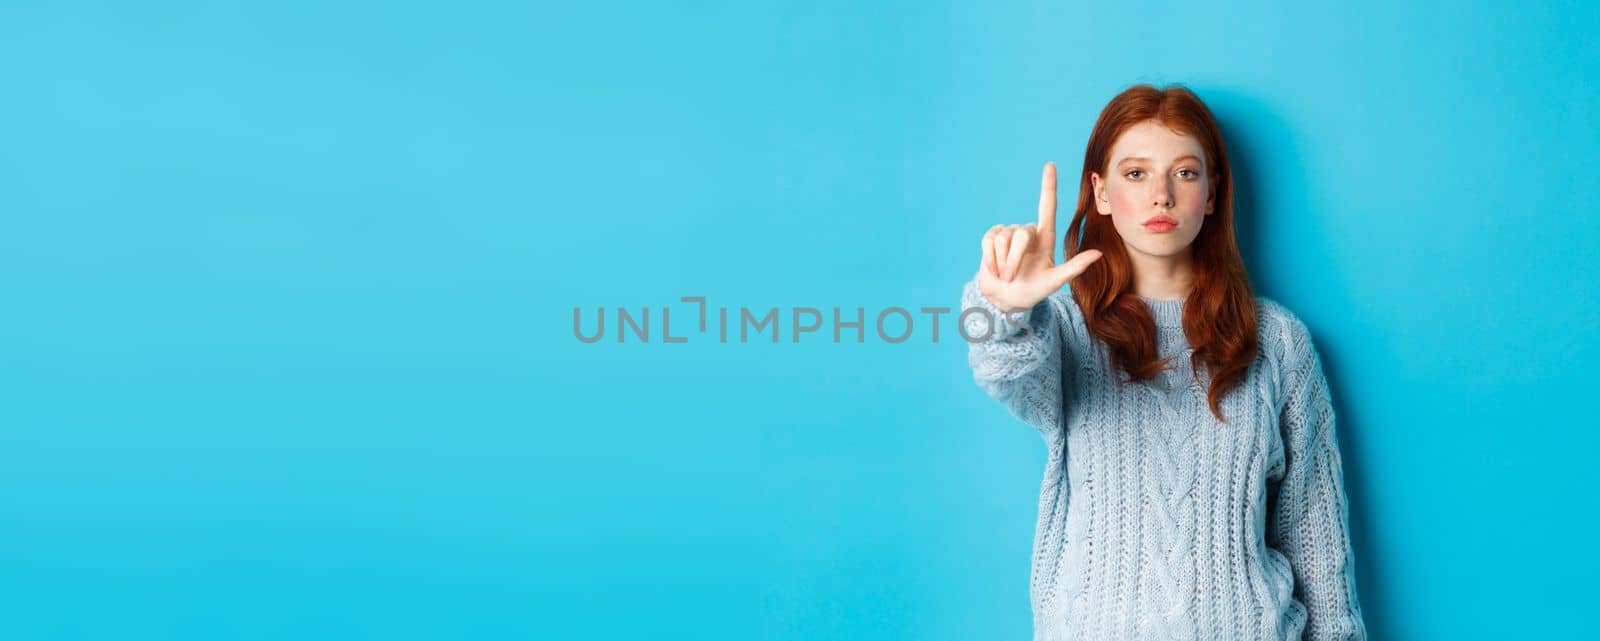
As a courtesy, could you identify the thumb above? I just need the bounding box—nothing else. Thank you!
[1045,262,1077,292]
[1047,250,1102,289]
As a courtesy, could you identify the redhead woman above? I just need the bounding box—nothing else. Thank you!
[961,84,1367,641]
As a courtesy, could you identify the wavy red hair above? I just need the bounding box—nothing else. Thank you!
[1064,84,1259,423]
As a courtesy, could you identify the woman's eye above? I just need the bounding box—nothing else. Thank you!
[1178,169,1197,179]
[1125,170,1143,179]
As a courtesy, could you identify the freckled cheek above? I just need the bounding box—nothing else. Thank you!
[1176,183,1209,208]
[1107,188,1141,215]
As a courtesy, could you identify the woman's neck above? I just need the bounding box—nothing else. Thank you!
[1127,245,1195,301]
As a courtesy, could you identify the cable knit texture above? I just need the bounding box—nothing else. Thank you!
[961,276,1366,641]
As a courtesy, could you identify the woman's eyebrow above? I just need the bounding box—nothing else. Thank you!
[1117,154,1202,166]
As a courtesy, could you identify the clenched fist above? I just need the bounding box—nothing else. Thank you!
[977,161,1104,312]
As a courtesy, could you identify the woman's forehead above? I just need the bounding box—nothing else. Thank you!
[1111,122,1206,164]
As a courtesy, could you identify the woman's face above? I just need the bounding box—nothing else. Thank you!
[1090,120,1215,260]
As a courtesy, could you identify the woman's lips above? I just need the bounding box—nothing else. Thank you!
[1144,221,1177,232]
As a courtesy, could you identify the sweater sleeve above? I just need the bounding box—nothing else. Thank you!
[960,275,1067,438]
[1267,318,1368,641]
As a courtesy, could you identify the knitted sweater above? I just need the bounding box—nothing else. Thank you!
[961,276,1367,641]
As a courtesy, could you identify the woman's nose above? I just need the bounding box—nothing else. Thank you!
[1152,178,1174,208]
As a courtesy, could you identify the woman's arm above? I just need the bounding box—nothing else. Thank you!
[962,162,1100,439]
[1268,317,1368,641]
[961,275,1066,438]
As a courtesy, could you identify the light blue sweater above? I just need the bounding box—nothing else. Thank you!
[961,277,1367,641]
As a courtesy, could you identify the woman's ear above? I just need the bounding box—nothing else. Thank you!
[1090,172,1112,215]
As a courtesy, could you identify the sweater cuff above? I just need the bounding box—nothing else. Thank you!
[961,278,1042,341]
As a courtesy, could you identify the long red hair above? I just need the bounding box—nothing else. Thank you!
[1064,84,1259,423]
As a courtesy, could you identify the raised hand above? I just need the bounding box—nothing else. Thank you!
[976,161,1104,312]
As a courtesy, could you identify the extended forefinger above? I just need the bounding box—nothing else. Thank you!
[1037,161,1057,247]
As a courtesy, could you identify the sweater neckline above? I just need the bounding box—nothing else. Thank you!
[1137,295,1185,329]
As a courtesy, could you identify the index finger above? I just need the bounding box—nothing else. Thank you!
[1037,161,1057,250]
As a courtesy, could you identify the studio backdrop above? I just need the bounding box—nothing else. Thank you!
[3,1,1596,640]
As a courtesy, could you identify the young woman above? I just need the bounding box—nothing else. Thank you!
[961,84,1367,641]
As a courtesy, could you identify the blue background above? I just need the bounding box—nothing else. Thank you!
[3,1,1596,639]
